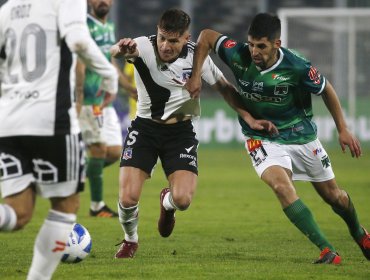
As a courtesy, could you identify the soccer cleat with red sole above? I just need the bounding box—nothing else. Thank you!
[357,226,370,260]
[90,205,118,218]
[313,247,341,264]
[114,240,138,258]
[158,188,176,238]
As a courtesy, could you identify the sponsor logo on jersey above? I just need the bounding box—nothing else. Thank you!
[233,62,248,72]
[239,89,282,103]
[252,81,264,92]
[308,66,321,85]
[182,70,192,82]
[238,79,249,87]
[223,39,237,48]
[272,73,290,81]
[122,147,133,160]
[274,85,288,96]
[246,139,262,152]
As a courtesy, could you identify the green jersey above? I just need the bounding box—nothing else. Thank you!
[215,36,326,144]
[83,14,116,105]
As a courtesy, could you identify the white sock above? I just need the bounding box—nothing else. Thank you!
[0,204,17,231]
[90,201,105,211]
[118,202,139,243]
[27,210,76,280]
[162,192,179,211]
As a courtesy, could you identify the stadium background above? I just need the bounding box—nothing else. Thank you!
[1,0,369,148]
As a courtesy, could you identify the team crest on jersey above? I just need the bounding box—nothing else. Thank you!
[182,69,192,82]
[252,81,264,92]
[274,85,288,96]
[122,147,133,160]
[246,139,262,152]
[308,66,321,85]
[223,40,237,48]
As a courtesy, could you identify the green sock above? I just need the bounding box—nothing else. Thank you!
[332,194,365,242]
[86,158,105,203]
[284,199,335,251]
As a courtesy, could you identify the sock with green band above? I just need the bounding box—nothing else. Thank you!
[332,194,365,242]
[284,199,335,251]
[86,157,105,203]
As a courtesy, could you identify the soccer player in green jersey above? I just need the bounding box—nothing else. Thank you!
[186,13,370,264]
[76,0,136,218]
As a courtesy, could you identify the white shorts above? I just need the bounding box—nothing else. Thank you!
[79,106,123,146]
[244,138,335,182]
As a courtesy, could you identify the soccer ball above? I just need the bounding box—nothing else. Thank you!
[61,223,92,263]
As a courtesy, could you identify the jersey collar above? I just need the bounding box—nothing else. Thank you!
[260,48,284,75]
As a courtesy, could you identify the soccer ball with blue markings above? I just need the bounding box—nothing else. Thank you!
[61,223,92,263]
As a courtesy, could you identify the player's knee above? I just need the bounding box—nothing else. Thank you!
[172,195,191,211]
[271,182,294,198]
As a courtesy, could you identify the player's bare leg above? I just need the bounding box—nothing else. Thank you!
[115,167,147,258]
[158,170,197,237]
[261,166,340,264]
[313,179,370,260]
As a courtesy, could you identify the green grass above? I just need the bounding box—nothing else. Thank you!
[1,148,370,279]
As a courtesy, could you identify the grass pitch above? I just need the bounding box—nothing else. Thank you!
[1,148,370,279]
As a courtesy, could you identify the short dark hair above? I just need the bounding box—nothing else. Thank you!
[158,8,191,36]
[248,13,281,41]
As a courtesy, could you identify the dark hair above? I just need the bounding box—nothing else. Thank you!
[248,13,281,41]
[158,8,191,36]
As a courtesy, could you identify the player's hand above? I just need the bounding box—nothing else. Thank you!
[249,119,279,136]
[338,128,362,158]
[111,38,137,58]
[97,90,116,110]
[185,76,202,99]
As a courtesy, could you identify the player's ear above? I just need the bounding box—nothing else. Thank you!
[274,39,281,48]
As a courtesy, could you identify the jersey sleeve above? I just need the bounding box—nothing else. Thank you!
[301,62,326,96]
[134,36,153,62]
[214,35,251,76]
[200,55,224,86]
[58,0,88,38]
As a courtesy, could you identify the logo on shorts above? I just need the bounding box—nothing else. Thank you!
[185,145,194,153]
[122,147,133,160]
[321,155,331,168]
[313,148,322,156]
[246,139,262,152]
[189,160,197,167]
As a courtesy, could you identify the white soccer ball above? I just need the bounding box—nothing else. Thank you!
[61,223,92,263]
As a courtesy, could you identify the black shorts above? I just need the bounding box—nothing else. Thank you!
[0,134,85,198]
[120,117,199,177]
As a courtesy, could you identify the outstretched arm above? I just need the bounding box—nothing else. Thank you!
[110,38,139,59]
[212,77,278,135]
[186,29,222,99]
[321,80,361,157]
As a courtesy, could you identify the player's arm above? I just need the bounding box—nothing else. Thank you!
[111,58,137,100]
[75,59,86,115]
[59,0,118,95]
[321,80,361,157]
[186,29,222,98]
[110,38,139,59]
[211,77,278,135]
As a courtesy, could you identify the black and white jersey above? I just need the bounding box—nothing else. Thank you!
[0,0,86,136]
[133,35,224,120]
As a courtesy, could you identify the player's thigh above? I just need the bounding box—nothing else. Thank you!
[168,170,198,200]
[244,138,292,178]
